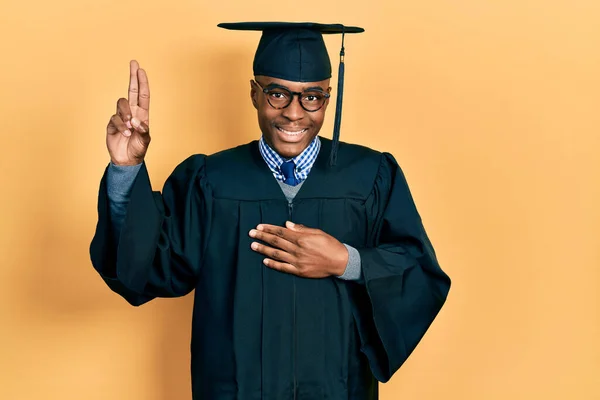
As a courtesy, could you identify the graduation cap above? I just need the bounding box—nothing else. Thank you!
[217,22,365,166]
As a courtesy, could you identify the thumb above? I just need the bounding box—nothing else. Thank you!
[286,221,306,231]
[131,118,150,135]
[132,119,151,146]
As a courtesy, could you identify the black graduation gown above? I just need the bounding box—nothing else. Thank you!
[90,138,451,400]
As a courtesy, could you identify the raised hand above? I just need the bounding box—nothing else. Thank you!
[106,60,151,166]
[249,221,349,278]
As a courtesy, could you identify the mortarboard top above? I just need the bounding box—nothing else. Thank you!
[217,22,365,166]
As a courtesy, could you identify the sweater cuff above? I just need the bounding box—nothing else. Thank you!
[337,244,363,282]
[107,162,143,203]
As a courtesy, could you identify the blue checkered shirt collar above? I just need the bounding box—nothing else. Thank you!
[258,136,321,184]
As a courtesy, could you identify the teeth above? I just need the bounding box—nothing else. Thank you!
[278,127,307,135]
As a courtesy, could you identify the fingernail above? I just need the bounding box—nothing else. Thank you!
[123,130,131,137]
[131,117,141,127]
[263,259,269,266]
[287,221,295,228]
[251,242,258,250]
[249,229,256,237]
[256,225,264,231]
[126,121,132,129]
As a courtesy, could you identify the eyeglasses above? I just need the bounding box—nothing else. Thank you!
[253,80,330,112]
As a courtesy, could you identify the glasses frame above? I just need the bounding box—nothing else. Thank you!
[253,80,331,112]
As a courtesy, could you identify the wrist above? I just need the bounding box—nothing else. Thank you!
[330,243,349,276]
[111,159,143,167]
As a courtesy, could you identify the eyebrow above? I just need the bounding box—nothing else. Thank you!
[263,82,327,92]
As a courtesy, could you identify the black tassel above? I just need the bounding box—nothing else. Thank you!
[329,28,345,167]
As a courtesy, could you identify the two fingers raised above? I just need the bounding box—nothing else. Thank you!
[129,60,150,112]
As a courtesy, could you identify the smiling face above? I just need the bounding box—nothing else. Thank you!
[251,75,331,159]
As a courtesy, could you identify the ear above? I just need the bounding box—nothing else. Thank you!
[323,86,333,109]
[250,80,259,110]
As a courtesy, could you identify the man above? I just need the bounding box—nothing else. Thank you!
[90,22,451,400]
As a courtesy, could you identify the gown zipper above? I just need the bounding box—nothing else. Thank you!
[288,201,297,400]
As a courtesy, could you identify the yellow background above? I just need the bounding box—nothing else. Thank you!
[1,0,599,399]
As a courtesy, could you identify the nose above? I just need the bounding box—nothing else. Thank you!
[281,95,305,121]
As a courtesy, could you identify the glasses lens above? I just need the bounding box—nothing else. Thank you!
[265,88,292,109]
[300,91,327,111]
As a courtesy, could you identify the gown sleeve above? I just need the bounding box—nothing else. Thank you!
[350,152,451,382]
[89,155,212,306]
